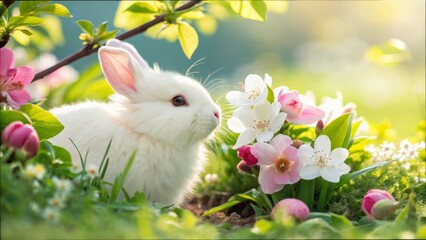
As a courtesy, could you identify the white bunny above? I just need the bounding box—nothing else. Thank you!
[50,39,221,205]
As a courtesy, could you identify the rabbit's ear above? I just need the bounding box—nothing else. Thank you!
[99,47,142,97]
[105,39,150,69]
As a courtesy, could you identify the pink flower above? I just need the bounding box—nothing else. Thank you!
[2,121,39,158]
[277,88,324,125]
[271,198,310,221]
[361,189,398,220]
[237,145,258,166]
[251,134,302,194]
[0,48,34,109]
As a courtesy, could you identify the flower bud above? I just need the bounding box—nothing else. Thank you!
[291,140,304,149]
[271,198,310,221]
[361,189,397,220]
[315,120,324,136]
[237,145,258,166]
[371,199,399,220]
[1,121,39,158]
[237,160,252,174]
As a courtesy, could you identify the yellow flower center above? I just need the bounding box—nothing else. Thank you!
[252,119,270,133]
[275,158,291,173]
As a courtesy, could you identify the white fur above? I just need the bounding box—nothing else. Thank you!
[50,40,221,205]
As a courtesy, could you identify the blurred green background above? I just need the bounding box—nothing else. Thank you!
[49,0,425,139]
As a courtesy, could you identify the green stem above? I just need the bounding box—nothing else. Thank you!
[297,179,315,209]
[317,181,329,211]
[1,147,14,163]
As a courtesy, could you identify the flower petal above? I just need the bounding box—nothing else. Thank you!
[0,48,15,75]
[226,91,250,106]
[270,134,292,153]
[273,86,289,101]
[289,105,325,125]
[227,117,246,133]
[256,131,274,143]
[288,164,301,183]
[274,172,291,185]
[13,66,35,86]
[283,146,299,163]
[329,148,349,165]
[245,74,265,93]
[299,165,321,180]
[338,163,351,174]
[320,167,341,183]
[254,102,273,120]
[297,144,315,164]
[259,165,284,194]
[8,90,30,107]
[251,142,278,165]
[233,130,256,149]
[315,135,331,154]
[269,112,287,133]
[264,73,272,87]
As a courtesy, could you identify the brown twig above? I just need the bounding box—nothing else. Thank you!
[32,0,202,82]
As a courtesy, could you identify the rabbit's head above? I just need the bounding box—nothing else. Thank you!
[98,39,221,146]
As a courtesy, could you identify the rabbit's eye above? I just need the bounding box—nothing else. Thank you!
[172,95,187,107]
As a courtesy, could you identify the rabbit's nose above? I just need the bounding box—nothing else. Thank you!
[214,112,220,119]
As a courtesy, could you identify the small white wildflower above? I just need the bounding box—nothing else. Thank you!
[379,142,396,160]
[70,163,82,173]
[414,141,425,151]
[52,177,73,194]
[52,159,64,165]
[394,148,409,161]
[86,163,98,178]
[204,173,218,184]
[30,202,40,213]
[23,164,46,180]
[92,191,100,201]
[48,195,65,209]
[42,207,60,222]
[168,212,178,218]
[32,180,41,192]
[399,139,413,151]
[407,148,419,159]
[401,162,410,170]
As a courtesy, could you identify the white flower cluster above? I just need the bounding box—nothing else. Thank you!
[226,74,287,149]
[365,139,425,168]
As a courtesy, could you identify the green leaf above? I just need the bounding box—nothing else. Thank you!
[266,85,274,104]
[296,218,340,238]
[330,213,353,230]
[109,151,136,203]
[62,63,113,103]
[76,20,94,36]
[297,179,315,209]
[19,1,45,15]
[98,30,119,42]
[19,104,64,140]
[366,39,410,66]
[36,3,72,17]
[229,0,267,22]
[15,28,33,36]
[52,145,72,166]
[321,113,352,149]
[97,21,107,36]
[202,189,257,216]
[177,22,198,59]
[337,161,392,188]
[0,110,32,132]
[125,2,158,13]
[8,16,44,28]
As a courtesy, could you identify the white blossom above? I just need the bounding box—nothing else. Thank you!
[228,101,287,149]
[298,135,350,183]
[226,74,271,107]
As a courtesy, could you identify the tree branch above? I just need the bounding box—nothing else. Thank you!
[32,0,202,82]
